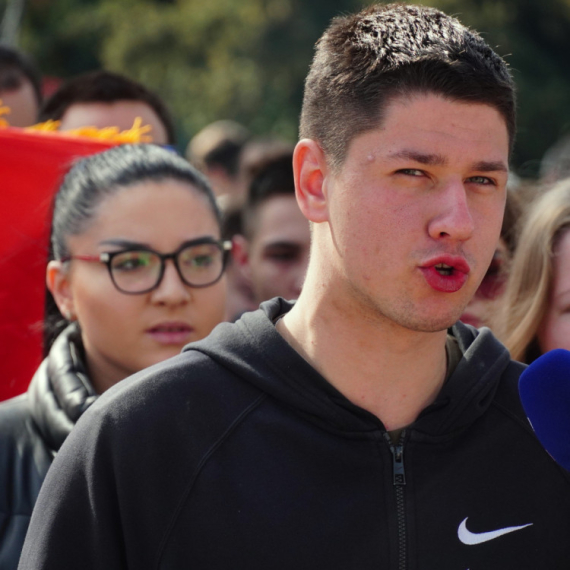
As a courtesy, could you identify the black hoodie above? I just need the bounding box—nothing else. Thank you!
[19,299,570,570]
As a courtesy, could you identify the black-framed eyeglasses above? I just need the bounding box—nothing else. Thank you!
[61,237,232,294]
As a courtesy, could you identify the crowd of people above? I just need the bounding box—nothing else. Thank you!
[1,2,570,568]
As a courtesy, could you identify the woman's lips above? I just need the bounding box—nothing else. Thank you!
[146,323,194,345]
[419,256,470,293]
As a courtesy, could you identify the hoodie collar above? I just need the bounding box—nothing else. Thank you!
[188,298,513,438]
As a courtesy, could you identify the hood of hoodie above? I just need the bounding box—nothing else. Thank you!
[186,297,520,439]
[28,324,98,452]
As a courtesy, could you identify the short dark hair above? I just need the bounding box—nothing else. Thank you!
[0,44,42,105]
[300,3,516,170]
[187,120,251,178]
[242,151,295,238]
[40,70,176,145]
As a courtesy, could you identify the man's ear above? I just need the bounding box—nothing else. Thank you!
[231,235,252,281]
[293,139,329,224]
[46,260,75,320]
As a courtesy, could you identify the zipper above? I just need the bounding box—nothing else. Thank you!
[384,430,407,570]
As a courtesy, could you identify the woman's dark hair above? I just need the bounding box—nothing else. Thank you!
[45,144,220,352]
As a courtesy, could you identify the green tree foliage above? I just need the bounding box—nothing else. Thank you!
[423,0,570,175]
[7,0,570,172]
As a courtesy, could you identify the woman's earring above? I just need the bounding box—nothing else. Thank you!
[64,308,75,321]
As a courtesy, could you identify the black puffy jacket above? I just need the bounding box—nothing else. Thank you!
[0,325,97,570]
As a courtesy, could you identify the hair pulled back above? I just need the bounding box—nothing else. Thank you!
[51,143,220,261]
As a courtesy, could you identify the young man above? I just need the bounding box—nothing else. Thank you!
[19,5,570,569]
[233,151,311,306]
[186,119,251,200]
[39,70,176,146]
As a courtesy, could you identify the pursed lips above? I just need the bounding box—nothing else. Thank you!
[419,255,471,293]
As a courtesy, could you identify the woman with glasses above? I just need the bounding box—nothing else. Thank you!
[0,144,229,569]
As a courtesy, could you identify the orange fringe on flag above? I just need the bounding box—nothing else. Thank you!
[0,100,153,143]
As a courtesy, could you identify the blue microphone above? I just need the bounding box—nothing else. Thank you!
[518,348,570,471]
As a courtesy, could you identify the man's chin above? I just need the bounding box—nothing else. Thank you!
[395,309,464,334]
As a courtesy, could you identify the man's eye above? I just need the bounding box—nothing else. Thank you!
[397,168,424,177]
[265,248,299,262]
[467,176,495,185]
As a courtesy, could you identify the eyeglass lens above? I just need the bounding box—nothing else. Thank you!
[109,243,224,293]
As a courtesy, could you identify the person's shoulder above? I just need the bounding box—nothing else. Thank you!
[451,321,526,404]
[76,347,266,449]
[0,392,35,441]
[0,393,53,512]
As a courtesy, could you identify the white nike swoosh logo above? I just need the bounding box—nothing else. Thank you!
[458,517,533,545]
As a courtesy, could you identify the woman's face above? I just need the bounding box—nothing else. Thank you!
[48,179,226,392]
[537,229,570,354]
[460,238,509,329]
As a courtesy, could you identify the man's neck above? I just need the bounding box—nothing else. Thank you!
[277,290,449,431]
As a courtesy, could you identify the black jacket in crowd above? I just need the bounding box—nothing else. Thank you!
[0,325,97,570]
[18,299,570,569]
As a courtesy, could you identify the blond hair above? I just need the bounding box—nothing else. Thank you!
[498,179,570,362]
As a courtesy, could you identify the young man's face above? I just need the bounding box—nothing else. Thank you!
[316,92,510,332]
[237,194,311,304]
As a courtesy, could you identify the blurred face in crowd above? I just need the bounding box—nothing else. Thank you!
[0,77,38,127]
[47,179,226,393]
[58,100,169,145]
[460,238,509,329]
[537,229,570,353]
[234,194,311,304]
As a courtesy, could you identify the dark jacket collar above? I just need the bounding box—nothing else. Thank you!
[28,324,98,452]
[188,297,521,438]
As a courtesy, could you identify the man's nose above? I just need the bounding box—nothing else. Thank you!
[427,180,475,242]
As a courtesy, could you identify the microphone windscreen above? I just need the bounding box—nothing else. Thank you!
[518,348,570,471]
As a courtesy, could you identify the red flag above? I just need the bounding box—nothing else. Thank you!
[0,128,116,400]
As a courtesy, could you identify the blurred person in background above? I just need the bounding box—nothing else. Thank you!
[39,70,176,146]
[460,187,522,329]
[0,44,42,127]
[213,136,298,320]
[497,178,570,363]
[237,136,294,201]
[0,144,228,569]
[233,150,310,310]
[186,119,251,204]
[539,133,570,185]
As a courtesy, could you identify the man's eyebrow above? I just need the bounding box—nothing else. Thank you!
[388,150,447,166]
[470,160,509,173]
[387,151,508,173]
